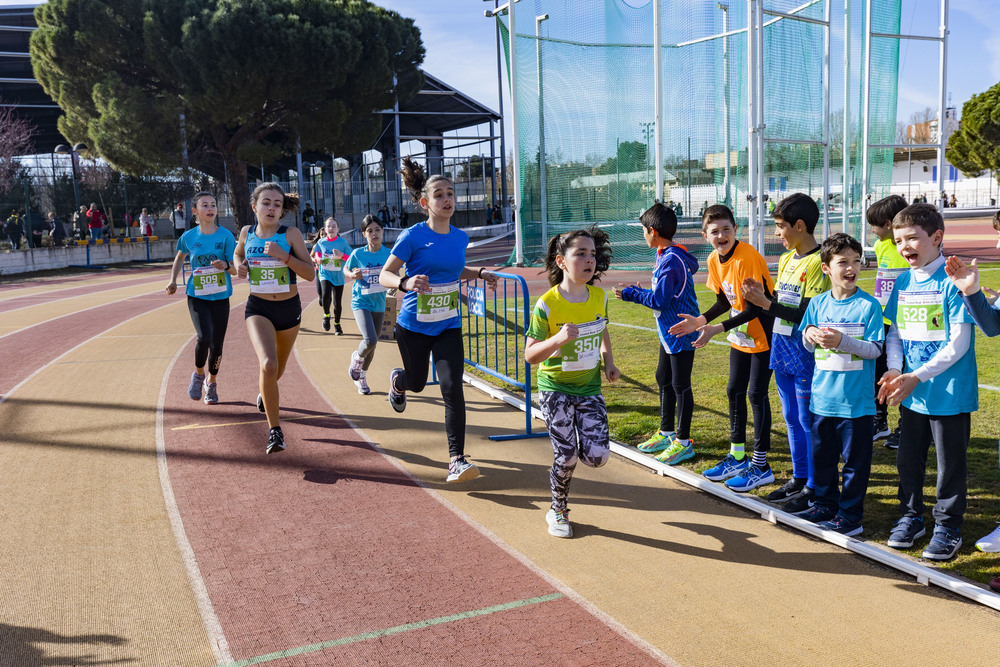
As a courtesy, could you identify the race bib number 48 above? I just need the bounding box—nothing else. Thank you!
[560,319,607,371]
[248,258,291,294]
[359,267,386,295]
[191,267,225,296]
[897,290,945,341]
[416,281,459,322]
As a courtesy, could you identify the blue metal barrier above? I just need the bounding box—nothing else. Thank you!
[460,271,547,441]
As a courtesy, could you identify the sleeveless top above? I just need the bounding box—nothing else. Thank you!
[244,224,297,285]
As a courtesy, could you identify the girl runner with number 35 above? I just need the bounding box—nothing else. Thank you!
[234,183,315,454]
[166,192,237,405]
[379,157,498,483]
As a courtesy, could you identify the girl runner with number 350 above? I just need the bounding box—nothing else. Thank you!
[378,157,498,483]
[234,183,315,455]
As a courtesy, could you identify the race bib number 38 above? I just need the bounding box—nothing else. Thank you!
[897,290,945,341]
[874,267,906,306]
[560,319,607,371]
[248,258,291,294]
[416,281,459,322]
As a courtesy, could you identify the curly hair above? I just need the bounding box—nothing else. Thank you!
[399,156,453,206]
[543,226,612,287]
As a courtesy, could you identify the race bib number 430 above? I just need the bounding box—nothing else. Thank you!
[897,290,945,342]
[560,318,607,371]
[416,281,459,322]
[191,267,225,296]
[248,258,291,294]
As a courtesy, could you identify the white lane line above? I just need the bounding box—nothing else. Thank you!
[0,287,165,342]
[156,335,233,665]
[0,276,166,316]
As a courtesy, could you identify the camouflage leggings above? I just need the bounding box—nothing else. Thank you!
[539,391,610,512]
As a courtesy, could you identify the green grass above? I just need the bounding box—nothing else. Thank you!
[464,264,1000,585]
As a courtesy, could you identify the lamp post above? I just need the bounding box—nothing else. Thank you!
[313,161,326,223]
[536,13,549,239]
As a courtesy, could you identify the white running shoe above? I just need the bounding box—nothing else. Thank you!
[545,508,572,538]
[355,370,370,395]
[975,523,1000,553]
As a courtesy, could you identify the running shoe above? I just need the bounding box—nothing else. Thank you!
[654,439,695,465]
[873,416,891,441]
[702,453,749,482]
[266,426,286,454]
[887,516,926,549]
[767,477,807,503]
[322,315,331,332]
[203,381,219,405]
[975,523,1000,553]
[334,323,344,336]
[922,526,962,561]
[256,393,265,413]
[817,514,864,537]
[885,427,900,450]
[725,463,775,492]
[446,456,480,482]
[784,487,815,513]
[355,371,370,395]
[388,368,406,413]
[188,372,205,401]
[796,503,837,524]
[637,431,674,453]
[545,508,572,538]
[348,351,364,381]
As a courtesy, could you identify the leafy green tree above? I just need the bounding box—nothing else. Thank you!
[594,141,647,175]
[947,82,1000,181]
[30,0,424,225]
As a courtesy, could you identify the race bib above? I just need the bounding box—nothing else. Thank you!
[247,257,291,294]
[560,318,607,371]
[874,267,907,306]
[416,281,459,322]
[358,267,386,295]
[814,322,864,371]
[320,252,343,272]
[897,290,945,341]
[772,287,802,337]
[726,308,756,348]
[191,267,225,296]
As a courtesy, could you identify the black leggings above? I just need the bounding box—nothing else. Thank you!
[395,325,466,458]
[316,279,344,322]
[728,347,772,453]
[656,347,695,439]
[187,296,230,376]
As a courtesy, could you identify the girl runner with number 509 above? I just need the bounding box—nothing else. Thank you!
[378,157,498,483]
[233,183,315,454]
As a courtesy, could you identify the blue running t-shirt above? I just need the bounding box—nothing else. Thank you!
[391,222,469,335]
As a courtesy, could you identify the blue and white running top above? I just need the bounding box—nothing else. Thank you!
[390,222,469,336]
[346,245,392,313]
[178,225,236,301]
[244,224,296,294]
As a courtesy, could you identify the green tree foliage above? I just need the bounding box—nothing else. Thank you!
[593,141,647,175]
[30,0,424,225]
[947,82,1000,181]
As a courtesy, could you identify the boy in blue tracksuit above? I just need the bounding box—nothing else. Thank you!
[614,203,700,464]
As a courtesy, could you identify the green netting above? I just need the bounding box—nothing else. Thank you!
[497,0,902,268]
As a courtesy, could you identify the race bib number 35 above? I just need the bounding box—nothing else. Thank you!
[897,290,945,341]
[560,319,607,371]
[248,258,291,294]
[191,267,225,296]
[416,281,459,322]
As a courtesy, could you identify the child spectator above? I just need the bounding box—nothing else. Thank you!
[866,194,910,449]
[526,227,620,537]
[742,193,830,512]
[669,205,776,492]
[943,210,1000,563]
[797,233,885,535]
[614,203,699,464]
[880,203,977,560]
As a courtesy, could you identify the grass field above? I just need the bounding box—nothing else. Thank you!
[465,264,1000,585]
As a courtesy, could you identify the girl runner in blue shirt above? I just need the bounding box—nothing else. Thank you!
[166,192,237,405]
[234,183,315,454]
[378,157,498,483]
[345,215,391,395]
[311,217,353,334]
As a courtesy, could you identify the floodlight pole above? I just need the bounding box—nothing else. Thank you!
[502,0,524,265]
[935,0,949,212]
[653,0,664,203]
[537,13,549,241]
[822,0,831,238]
[861,0,872,231]
[719,3,731,208]
[842,1,850,233]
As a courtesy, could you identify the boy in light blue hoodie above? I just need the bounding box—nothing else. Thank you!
[614,203,700,464]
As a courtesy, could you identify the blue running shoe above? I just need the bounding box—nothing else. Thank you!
[702,454,749,482]
[922,525,962,561]
[188,372,205,401]
[887,516,925,549]
[817,514,863,537]
[725,463,775,492]
[796,504,837,523]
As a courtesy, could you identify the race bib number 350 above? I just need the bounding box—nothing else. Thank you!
[248,258,291,294]
[560,319,607,371]
[897,290,945,342]
[416,281,459,322]
[191,267,225,296]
